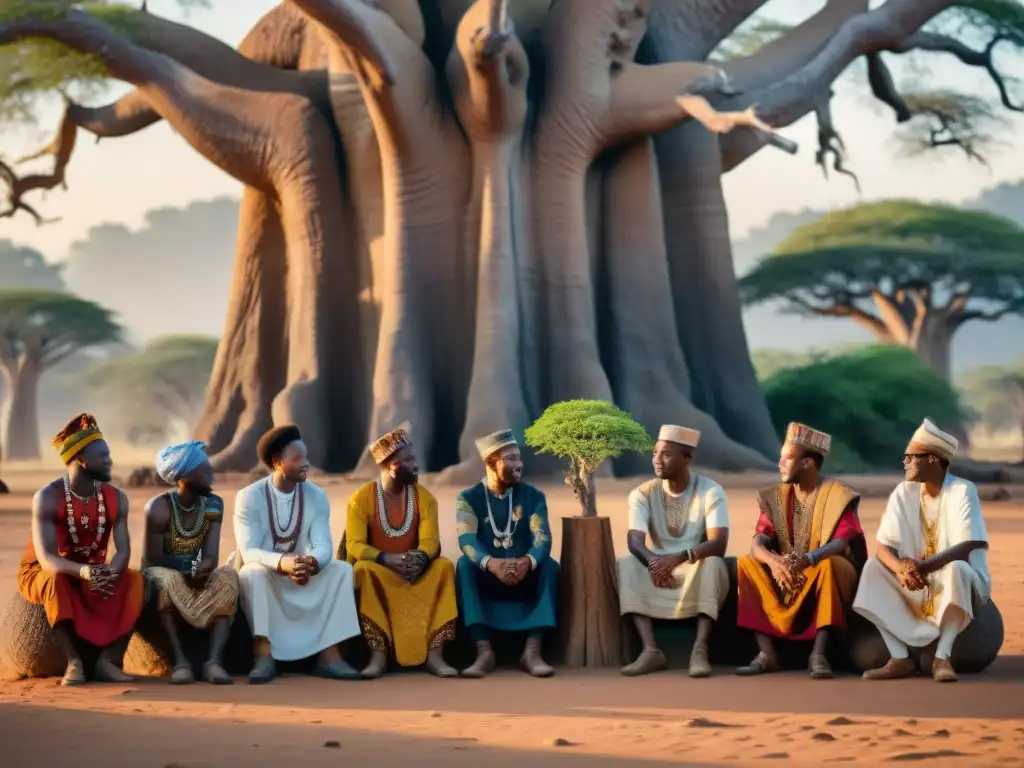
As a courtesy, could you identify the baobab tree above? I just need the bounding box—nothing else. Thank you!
[1,0,1021,478]
[740,201,1024,381]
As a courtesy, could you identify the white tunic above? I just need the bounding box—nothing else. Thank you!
[231,478,360,661]
[852,473,990,647]
[616,474,730,620]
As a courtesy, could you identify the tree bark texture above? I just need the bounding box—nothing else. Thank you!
[1,0,959,474]
[0,357,41,462]
[555,516,623,667]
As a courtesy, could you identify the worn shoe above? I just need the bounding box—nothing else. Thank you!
[314,658,360,680]
[688,645,712,678]
[735,652,779,676]
[460,643,496,679]
[202,660,233,685]
[60,659,88,687]
[808,653,834,680]
[862,657,916,680]
[621,647,668,677]
[247,655,276,684]
[93,653,134,683]
[932,657,958,683]
[359,651,388,680]
[425,647,458,678]
[170,663,195,685]
[520,637,555,678]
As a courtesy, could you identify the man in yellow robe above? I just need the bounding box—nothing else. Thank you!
[735,423,866,679]
[342,429,458,679]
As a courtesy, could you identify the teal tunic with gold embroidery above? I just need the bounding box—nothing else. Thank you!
[455,481,559,633]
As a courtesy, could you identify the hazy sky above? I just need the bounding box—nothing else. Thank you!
[3,0,1023,261]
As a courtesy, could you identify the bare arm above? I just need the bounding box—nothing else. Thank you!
[693,527,729,561]
[109,490,131,575]
[626,529,658,567]
[751,533,781,567]
[875,543,905,575]
[141,494,170,570]
[806,537,849,565]
[30,486,85,579]
[919,540,988,575]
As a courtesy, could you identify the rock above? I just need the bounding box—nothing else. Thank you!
[812,733,837,741]
[979,487,1012,502]
[429,711,441,718]
[848,599,1003,674]
[547,738,573,747]
[324,741,341,749]
[126,468,167,488]
[0,593,66,678]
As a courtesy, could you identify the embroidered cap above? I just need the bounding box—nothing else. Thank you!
[657,424,701,449]
[475,429,518,461]
[907,417,958,462]
[369,428,412,464]
[784,422,832,455]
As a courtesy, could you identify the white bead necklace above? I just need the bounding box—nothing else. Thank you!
[376,482,415,537]
[484,482,517,550]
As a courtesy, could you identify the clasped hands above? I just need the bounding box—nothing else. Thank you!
[81,564,120,597]
[648,553,687,589]
[280,554,319,585]
[896,557,927,591]
[770,552,812,594]
[486,556,531,586]
[382,551,429,583]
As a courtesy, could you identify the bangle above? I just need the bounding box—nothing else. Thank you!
[687,549,697,564]
[79,565,91,581]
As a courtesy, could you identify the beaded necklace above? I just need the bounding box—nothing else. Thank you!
[484,482,518,550]
[170,492,207,540]
[264,477,303,553]
[918,485,942,617]
[661,474,697,539]
[375,482,416,537]
[62,476,106,554]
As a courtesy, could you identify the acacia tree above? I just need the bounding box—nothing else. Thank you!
[0,289,122,460]
[959,361,1024,461]
[79,334,218,446]
[1,0,1022,478]
[739,201,1024,380]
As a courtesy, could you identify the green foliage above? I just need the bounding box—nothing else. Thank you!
[712,17,794,61]
[751,343,869,382]
[0,288,121,366]
[524,399,652,473]
[956,359,1024,431]
[762,345,964,471]
[78,333,219,443]
[0,239,65,290]
[740,200,1024,311]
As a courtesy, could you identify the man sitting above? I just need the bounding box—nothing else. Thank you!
[617,425,730,678]
[232,424,361,683]
[142,440,239,684]
[854,419,990,683]
[343,428,458,679]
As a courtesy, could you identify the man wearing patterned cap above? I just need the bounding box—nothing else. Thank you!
[454,429,559,677]
[341,428,459,679]
[230,424,361,683]
[735,422,866,679]
[141,440,239,684]
[853,418,990,683]
[16,414,144,685]
[618,425,730,678]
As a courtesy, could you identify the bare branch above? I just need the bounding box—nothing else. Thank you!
[813,89,859,192]
[785,291,893,340]
[0,102,76,224]
[894,90,1009,164]
[866,51,912,122]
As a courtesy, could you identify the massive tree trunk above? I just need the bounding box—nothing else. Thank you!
[2,0,962,477]
[0,356,42,462]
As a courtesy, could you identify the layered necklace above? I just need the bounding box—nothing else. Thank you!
[484,482,518,550]
[63,476,106,554]
[170,492,207,540]
[264,477,303,553]
[375,482,416,537]
[918,485,943,618]
[662,474,697,539]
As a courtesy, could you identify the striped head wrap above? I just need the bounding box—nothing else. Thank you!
[475,429,517,461]
[53,413,104,464]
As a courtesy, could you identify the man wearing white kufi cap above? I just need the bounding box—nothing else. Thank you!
[618,425,730,678]
[736,422,866,680]
[853,418,990,683]
[454,429,559,678]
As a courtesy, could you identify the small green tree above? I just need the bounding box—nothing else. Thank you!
[525,399,651,518]
[0,289,121,460]
[79,334,219,446]
[958,360,1024,462]
[740,201,1024,381]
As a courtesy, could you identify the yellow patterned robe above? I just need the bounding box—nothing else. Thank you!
[341,482,457,666]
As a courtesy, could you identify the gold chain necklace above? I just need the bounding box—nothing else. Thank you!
[918,485,941,617]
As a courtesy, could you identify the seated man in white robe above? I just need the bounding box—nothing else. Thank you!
[853,418,990,683]
[231,424,361,683]
[617,425,730,678]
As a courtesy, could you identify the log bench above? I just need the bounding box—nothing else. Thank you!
[1,557,1005,679]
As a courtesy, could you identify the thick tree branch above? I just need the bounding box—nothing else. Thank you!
[648,0,771,61]
[786,291,893,340]
[0,101,76,225]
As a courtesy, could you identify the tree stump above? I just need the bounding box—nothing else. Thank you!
[554,516,622,667]
[847,598,1004,674]
[123,600,254,678]
[1,594,66,678]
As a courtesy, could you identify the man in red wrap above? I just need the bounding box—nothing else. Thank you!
[17,414,144,685]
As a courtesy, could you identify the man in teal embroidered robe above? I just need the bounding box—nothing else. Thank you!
[455,429,559,678]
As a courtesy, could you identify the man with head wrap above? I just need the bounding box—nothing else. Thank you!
[230,424,361,684]
[854,419,991,683]
[341,428,459,679]
[454,429,559,678]
[141,440,240,684]
[16,414,144,685]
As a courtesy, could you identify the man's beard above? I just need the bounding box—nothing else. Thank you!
[396,468,418,486]
[502,470,522,487]
[85,465,112,483]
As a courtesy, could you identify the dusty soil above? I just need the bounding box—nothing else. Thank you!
[1,466,1022,767]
